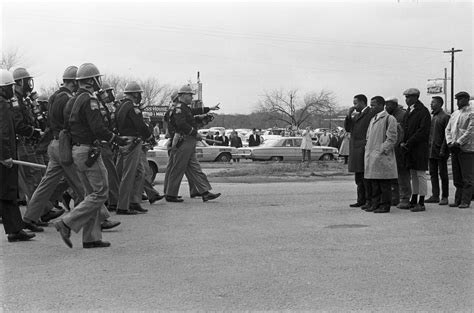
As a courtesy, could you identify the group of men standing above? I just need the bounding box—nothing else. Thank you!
[0,63,221,247]
[345,89,473,213]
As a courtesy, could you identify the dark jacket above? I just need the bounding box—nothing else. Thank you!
[248,134,261,147]
[344,106,378,173]
[69,89,114,145]
[429,109,450,159]
[1,99,18,200]
[116,98,150,139]
[402,101,431,170]
[170,102,210,137]
[230,136,242,148]
[48,87,74,137]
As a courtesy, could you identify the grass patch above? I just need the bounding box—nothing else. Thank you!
[208,161,349,177]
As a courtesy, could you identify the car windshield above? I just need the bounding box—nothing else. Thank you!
[260,139,281,147]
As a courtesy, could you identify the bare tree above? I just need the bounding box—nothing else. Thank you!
[139,77,173,107]
[103,73,128,93]
[38,80,62,98]
[1,47,28,70]
[257,89,336,128]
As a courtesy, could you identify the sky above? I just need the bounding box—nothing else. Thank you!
[1,0,472,114]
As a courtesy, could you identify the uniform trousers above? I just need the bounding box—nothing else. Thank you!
[101,144,119,208]
[451,151,474,205]
[409,170,427,196]
[17,142,45,202]
[428,157,449,199]
[166,136,211,197]
[62,145,108,243]
[24,140,85,223]
[0,200,24,234]
[117,140,144,210]
[139,148,160,200]
[391,167,412,204]
[163,144,199,197]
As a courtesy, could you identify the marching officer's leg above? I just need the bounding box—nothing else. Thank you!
[139,148,163,204]
[101,144,119,211]
[116,140,142,214]
[165,137,194,202]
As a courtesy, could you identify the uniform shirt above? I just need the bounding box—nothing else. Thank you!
[445,105,474,152]
[115,98,151,139]
[170,102,210,137]
[69,88,114,145]
[12,90,37,140]
[48,87,74,136]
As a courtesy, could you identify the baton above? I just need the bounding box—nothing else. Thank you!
[12,160,47,169]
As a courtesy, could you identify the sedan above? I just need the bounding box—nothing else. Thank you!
[238,137,338,161]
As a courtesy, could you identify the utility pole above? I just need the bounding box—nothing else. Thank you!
[443,48,462,113]
[444,68,447,111]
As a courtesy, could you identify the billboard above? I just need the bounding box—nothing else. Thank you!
[427,80,444,94]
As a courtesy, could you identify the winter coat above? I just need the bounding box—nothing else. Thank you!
[0,100,19,200]
[339,133,350,156]
[402,101,431,171]
[344,106,378,173]
[300,130,313,150]
[364,110,398,179]
[429,109,450,159]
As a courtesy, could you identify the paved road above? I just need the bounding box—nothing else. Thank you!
[1,178,472,311]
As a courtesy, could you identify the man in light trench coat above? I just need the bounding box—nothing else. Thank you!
[363,100,398,213]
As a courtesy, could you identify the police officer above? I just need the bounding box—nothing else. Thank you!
[53,63,128,249]
[0,69,35,242]
[12,68,45,207]
[115,81,153,214]
[96,83,120,212]
[165,85,221,202]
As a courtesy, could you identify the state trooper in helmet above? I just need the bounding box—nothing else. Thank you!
[95,83,120,212]
[53,63,128,249]
[21,66,92,233]
[165,84,221,202]
[115,81,155,214]
[0,69,36,242]
[11,68,45,212]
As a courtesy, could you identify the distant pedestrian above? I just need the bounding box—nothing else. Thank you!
[445,91,473,209]
[400,88,431,212]
[339,131,350,164]
[300,127,313,164]
[248,128,261,147]
[230,130,242,162]
[425,96,450,206]
[319,131,331,146]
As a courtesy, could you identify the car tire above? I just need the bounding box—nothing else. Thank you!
[319,153,334,161]
[216,153,232,162]
[148,161,158,182]
[270,156,283,161]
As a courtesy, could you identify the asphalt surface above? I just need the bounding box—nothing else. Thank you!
[1,177,473,311]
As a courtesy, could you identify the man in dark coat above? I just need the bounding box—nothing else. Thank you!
[344,94,380,207]
[400,88,431,212]
[0,69,35,242]
[248,128,261,147]
[425,96,450,205]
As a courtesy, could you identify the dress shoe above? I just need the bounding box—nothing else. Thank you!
[439,198,449,206]
[391,200,400,206]
[116,209,138,215]
[41,208,65,223]
[101,220,121,230]
[35,220,49,227]
[349,202,364,208]
[458,203,470,209]
[424,196,440,203]
[397,202,411,210]
[360,203,372,211]
[54,220,72,248]
[190,193,200,198]
[130,204,148,213]
[83,240,111,248]
[8,230,35,242]
[149,194,165,204]
[410,204,426,212]
[142,194,148,201]
[24,221,44,232]
[202,192,221,202]
[373,207,390,213]
[107,205,117,212]
[62,191,72,211]
[365,206,377,212]
[449,203,460,207]
[166,196,184,203]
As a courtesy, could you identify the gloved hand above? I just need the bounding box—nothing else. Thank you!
[113,135,129,146]
[0,158,13,168]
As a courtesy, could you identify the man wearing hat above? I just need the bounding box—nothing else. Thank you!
[400,88,431,212]
[445,91,473,208]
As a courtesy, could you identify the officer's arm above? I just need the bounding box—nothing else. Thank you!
[457,111,474,146]
[129,109,152,139]
[190,107,210,115]
[84,98,115,142]
[174,111,197,136]
[10,106,36,138]
[0,109,13,160]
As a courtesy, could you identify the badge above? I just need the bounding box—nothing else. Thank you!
[90,99,99,110]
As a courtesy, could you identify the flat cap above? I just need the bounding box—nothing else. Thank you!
[454,91,470,99]
[403,88,420,96]
[385,97,398,103]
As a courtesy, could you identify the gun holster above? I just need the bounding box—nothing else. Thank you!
[85,146,101,167]
[172,133,184,150]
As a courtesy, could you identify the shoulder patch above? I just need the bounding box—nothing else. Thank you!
[90,98,99,110]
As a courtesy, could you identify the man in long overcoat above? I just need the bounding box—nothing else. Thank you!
[400,88,431,212]
[344,94,380,207]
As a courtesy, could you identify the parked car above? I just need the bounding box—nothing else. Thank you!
[238,136,338,161]
[146,146,169,182]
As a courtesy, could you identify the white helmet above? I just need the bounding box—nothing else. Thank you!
[0,69,15,87]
